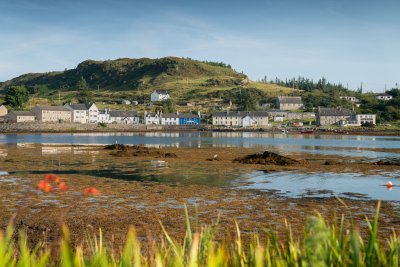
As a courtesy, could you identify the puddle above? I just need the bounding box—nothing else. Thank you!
[235,171,400,201]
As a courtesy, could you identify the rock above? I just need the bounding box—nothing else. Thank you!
[233,151,302,166]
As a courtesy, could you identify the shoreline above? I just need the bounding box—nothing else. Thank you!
[0,122,399,136]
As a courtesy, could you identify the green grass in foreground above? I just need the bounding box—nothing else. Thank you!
[0,202,399,266]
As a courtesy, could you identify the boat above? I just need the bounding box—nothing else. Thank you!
[300,129,314,134]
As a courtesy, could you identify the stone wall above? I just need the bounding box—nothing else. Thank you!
[0,122,164,133]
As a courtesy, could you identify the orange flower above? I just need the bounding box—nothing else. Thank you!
[84,187,100,196]
[44,174,60,183]
[37,180,47,190]
[58,182,68,192]
[38,180,53,192]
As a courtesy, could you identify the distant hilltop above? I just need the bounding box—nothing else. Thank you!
[0,57,247,91]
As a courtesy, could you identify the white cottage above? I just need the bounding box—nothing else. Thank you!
[109,110,139,124]
[144,111,161,125]
[151,90,170,102]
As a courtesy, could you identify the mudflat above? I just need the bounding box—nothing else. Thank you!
[0,144,399,248]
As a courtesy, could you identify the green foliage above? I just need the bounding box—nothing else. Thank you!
[0,202,399,266]
[270,76,349,93]
[162,99,176,113]
[2,57,245,92]
[5,86,29,109]
[76,76,93,103]
[359,93,400,122]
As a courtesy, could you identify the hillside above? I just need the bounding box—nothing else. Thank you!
[1,57,296,112]
[2,57,246,90]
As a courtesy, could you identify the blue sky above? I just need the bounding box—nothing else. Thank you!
[0,0,399,91]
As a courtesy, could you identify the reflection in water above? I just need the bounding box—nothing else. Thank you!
[236,171,400,201]
[0,132,399,159]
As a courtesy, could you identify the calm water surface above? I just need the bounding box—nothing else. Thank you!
[1,132,399,201]
[0,132,399,159]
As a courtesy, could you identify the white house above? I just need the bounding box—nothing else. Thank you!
[242,115,257,127]
[121,100,131,105]
[374,93,393,101]
[160,113,179,125]
[64,103,99,124]
[144,111,161,125]
[151,90,170,102]
[109,110,139,124]
[98,109,111,123]
[339,96,359,102]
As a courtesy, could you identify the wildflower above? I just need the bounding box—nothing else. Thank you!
[58,182,68,192]
[84,187,100,196]
[44,174,60,183]
[38,180,53,192]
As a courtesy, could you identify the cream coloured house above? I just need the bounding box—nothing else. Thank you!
[32,106,72,122]
[0,105,7,117]
[212,111,269,127]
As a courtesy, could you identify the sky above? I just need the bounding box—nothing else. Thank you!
[0,0,399,92]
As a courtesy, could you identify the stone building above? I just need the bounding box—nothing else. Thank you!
[316,107,355,126]
[276,96,303,110]
[5,111,35,123]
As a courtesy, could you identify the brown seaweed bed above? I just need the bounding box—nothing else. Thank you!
[0,143,399,248]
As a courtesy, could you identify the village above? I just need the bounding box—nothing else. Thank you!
[0,89,385,129]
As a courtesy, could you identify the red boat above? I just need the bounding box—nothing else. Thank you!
[300,129,314,134]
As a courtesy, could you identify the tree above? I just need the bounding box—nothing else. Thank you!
[76,77,92,103]
[5,86,29,109]
[162,99,176,113]
[77,76,88,90]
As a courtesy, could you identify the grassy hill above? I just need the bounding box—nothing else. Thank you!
[1,57,295,112]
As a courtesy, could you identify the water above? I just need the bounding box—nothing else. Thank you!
[1,132,399,201]
[236,171,400,201]
[0,132,399,159]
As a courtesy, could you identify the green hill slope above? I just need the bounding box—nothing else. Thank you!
[1,57,295,108]
[2,57,246,90]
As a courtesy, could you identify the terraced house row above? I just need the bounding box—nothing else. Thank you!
[4,103,141,124]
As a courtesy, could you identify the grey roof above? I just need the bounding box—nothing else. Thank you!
[267,109,289,113]
[10,111,35,116]
[375,93,391,97]
[67,104,88,110]
[213,111,268,117]
[317,107,355,116]
[66,103,96,110]
[277,96,303,104]
[34,106,70,112]
[153,90,169,94]
[109,110,138,117]
[161,113,180,118]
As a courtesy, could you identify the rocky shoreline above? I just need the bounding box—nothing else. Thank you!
[0,122,399,136]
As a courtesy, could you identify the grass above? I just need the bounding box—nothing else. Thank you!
[0,201,399,266]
